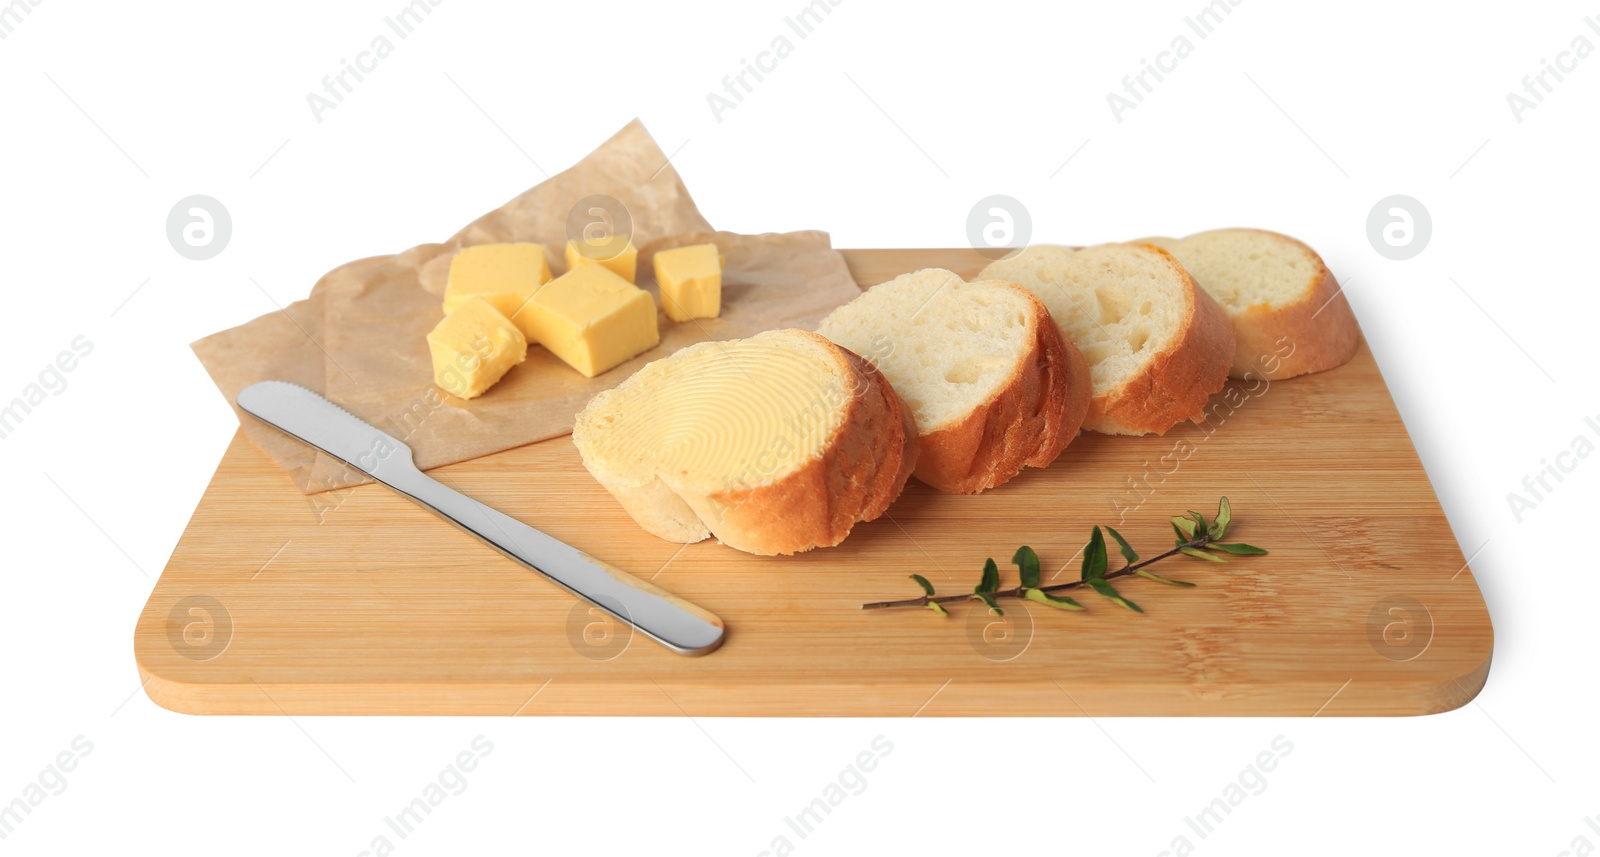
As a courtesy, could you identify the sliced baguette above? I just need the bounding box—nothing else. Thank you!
[816,268,1090,493]
[980,244,1234,436]
[571,328,917,556]
[1136,229,1359,379]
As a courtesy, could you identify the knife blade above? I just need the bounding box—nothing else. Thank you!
[235,380,725,657]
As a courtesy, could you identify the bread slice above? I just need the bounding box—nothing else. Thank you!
[572,329,917,556]
[980,244,1235,436]
[816,268,1090,493]
[1136,229,1359,379]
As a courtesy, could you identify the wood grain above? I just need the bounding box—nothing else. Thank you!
[133,249,1492,716]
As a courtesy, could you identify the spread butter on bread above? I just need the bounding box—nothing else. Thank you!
[572,329,917,556]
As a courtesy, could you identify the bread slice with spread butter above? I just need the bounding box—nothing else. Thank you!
[981,244,1235,436]
[816,268,1090,494]
[572,329,917,556]
[1135,228,1360,379]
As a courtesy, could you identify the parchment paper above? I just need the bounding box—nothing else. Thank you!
[192,120,864,494]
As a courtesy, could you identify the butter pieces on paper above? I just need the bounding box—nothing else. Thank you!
[427,297,528,399]
[443,243,551,324]
[565,238,638,283]
[653,243,723,322]
[519,264,659,378]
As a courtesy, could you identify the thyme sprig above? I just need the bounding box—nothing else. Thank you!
[861,497,1266,615]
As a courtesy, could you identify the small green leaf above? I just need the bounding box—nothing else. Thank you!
[1179,546,1227,563]
[1210,542,1268,556]
[1012,545,1041,589]
[1104,526,1139,565]
[926,601,949,617]
[972,591,1003,615]
[1088,578,1143,613]
[1188,510,1207,537]
[1171,516,1198,538]
[1211,496,1232,540]
[910,574,935,596]
[976,558,1000,594]
[1136,569,1197,587]
[1025,588,1086,610]
[1079,526,1108,581]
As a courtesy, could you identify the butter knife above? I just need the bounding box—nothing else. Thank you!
[236,381,725,657]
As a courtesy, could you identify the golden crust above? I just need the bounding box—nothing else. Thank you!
[703,332,917,554]
[1141,229,1361,379]
[1220,230,1360,379]
[1088,246,1236,435]
[913,284,1090,493]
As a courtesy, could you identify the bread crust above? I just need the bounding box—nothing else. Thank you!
[576,329,917,556]
[914,284,1091,493]
[1219,229,1360,380]
[697,333,917,555]
[1089,247,1236,436]
[1141,229,1361,379]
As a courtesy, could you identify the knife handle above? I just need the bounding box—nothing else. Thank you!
[381,465,725,657]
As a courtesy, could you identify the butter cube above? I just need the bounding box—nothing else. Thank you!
[520,264,659,377]
[426,297,528,399]
[565,238,638,283]
[443,243,552,322]
[653,243,723,322]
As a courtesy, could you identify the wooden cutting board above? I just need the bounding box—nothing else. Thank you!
[134,249,1492,717]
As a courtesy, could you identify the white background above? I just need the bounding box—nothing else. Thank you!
[1,0,1596,854]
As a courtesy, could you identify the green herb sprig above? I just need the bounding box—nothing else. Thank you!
[861,497,1266,615]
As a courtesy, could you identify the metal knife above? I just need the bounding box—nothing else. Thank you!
[236,381,725,657]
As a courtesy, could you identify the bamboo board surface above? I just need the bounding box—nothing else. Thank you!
[133,248,1492,716]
